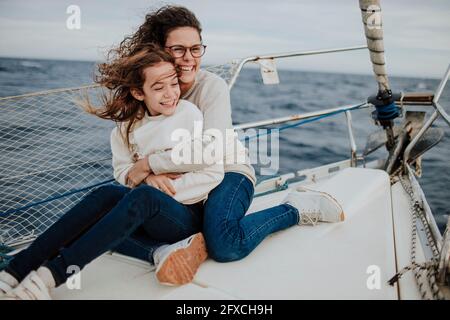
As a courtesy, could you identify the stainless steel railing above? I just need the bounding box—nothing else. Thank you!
[227,45,368,89]
[404,64,450,164]
[228,46,449,169]
[228,45,368,166]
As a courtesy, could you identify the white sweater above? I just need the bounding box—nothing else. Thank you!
[110,100,224,205]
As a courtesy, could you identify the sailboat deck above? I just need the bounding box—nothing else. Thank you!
[52,167,400,299]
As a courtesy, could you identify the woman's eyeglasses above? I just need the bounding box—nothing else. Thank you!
[165,44,207,58]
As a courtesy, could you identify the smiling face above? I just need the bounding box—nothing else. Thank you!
[165,27,202,94]
[132,62,180,117]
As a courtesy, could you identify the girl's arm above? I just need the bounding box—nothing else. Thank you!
[110,127,135,186]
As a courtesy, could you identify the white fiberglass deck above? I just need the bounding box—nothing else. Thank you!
[52,167,399,299]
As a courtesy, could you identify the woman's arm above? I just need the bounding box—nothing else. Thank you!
[148,76,232,174]
[170,164,224,204]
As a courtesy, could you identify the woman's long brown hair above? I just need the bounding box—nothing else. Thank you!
[86,43,175,148]
[117,5,202,57]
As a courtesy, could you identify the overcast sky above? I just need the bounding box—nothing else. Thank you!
[0,0,449,78]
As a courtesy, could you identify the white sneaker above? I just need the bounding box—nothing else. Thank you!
[8,271,52,300]
[0,271,19,298]
[282,187,345,226]
[153,233,208,286]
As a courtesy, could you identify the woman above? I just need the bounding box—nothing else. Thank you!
[119,5,344,269]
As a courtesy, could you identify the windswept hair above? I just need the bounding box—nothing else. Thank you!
[117,5,202,58]
[84,43,175,148]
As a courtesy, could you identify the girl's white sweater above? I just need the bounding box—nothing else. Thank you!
[110,99,224,204]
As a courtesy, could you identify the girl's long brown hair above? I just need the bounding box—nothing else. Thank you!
[86,43,175,148]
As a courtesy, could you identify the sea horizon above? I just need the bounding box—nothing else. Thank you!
[0,55,443,83]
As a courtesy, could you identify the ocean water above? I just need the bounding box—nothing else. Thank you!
[0,57,449,233]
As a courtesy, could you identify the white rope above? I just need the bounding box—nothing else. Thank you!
[389,174,445,300]
[359,0,390,92]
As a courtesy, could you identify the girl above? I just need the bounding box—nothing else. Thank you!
[0,44,224,299]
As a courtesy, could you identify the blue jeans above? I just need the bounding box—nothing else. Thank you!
[6,184,203,286]
[203,172,299,262]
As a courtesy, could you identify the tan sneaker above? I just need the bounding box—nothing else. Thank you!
[153,233,208,286]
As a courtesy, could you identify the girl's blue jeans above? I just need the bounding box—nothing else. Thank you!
[6,184,203,286]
